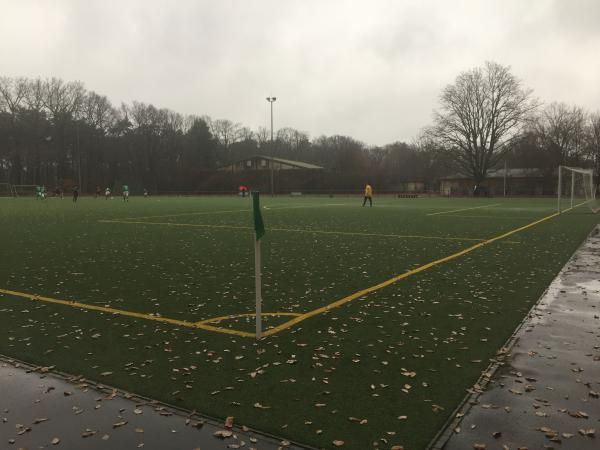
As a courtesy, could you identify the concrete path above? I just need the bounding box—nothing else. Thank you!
[438,226,600,450]
[0,358,310,450]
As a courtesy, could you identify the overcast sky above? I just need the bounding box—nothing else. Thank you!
[1,0,599,145]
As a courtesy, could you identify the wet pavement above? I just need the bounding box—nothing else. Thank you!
[438,226,600,450]
[0,359,311,450]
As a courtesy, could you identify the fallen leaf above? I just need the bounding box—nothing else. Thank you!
[214,430,233,438]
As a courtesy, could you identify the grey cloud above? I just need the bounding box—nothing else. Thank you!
[1,0,598,145]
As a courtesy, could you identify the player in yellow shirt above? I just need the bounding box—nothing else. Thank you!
[362,183,373,207]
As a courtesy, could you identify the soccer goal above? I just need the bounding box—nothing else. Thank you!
[0,183,15,197]
[12,184,39,197]
[557,166,599,214]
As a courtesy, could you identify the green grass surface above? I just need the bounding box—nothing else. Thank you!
[0,195,597,449]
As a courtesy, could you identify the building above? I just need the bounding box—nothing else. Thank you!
[439,168,556,196]
[219,155,323,172]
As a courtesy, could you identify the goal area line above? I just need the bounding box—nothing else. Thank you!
[1,201,587,338]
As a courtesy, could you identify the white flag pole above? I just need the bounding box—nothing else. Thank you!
[255,236,262,339]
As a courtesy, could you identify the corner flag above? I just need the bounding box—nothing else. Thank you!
[252,191,265,339]
[252,191,265,240]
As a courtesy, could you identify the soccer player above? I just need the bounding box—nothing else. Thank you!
[95,185,101,198]
[362,183,373,207]
[143,188,148,198]
[105,187,111,200]
[122,184,129,202]
[72,185,79,203]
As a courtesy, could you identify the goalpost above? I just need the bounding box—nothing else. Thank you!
[557,166,599,214]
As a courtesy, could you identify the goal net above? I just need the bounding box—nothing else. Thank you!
[0,183,14,197]
[557,166,599,214]
[12,184,40,197]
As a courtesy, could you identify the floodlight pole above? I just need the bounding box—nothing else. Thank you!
[266,97,276,196]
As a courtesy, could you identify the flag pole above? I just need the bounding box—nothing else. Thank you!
[251,191,265,340]
[255,235,262,339]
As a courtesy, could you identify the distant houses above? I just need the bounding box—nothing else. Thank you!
[439,168,555,196]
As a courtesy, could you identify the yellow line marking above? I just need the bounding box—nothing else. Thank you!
[427,203,500,216]
[0,288,292,338]
[99,219,514,243]
[260,201,588,337]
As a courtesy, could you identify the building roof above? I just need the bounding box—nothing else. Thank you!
[440,168,548,180]
[225,155,324,170]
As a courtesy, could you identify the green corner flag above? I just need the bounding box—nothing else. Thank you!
[252,191,265,240]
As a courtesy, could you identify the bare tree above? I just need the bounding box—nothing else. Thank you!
[277,127,310,154]
[211,119,242,149]
[43,78,85,120]
[238,126,255,142]
[82,91,116,133]
[428,61,538,185]
[536,102,587,164]
[587,113,600,188]
[24,78,44,111]
[0,76,28,115]
[255,126,270,149]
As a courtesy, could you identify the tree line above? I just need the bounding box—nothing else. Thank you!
[0,67,598,194]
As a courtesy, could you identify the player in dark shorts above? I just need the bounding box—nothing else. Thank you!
[72,186,79,203]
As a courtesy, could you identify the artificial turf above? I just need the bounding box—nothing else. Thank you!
[0,195,597,449]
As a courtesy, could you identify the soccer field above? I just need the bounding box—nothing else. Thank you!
[0,195,598,449]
